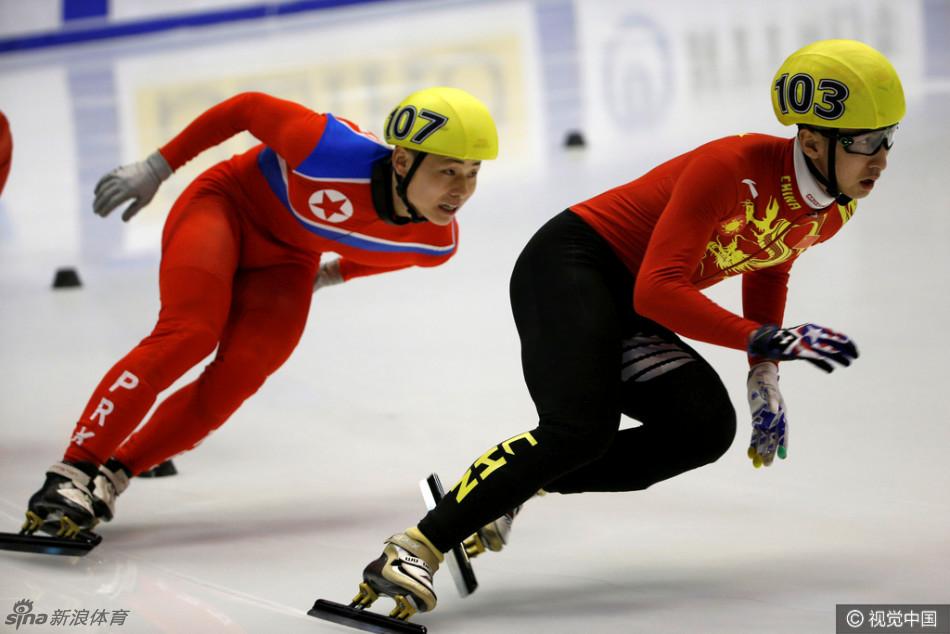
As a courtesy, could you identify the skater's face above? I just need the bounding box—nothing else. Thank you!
[799,127,890,200]
[392,148,481,225]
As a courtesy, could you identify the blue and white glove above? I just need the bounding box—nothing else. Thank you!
[93,151,172,222]
[747,323,858,373]
[746,362,787,468]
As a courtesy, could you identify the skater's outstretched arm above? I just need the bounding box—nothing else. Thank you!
[742,262,793,362]
[93,92,329,221]
[634,152,762,351]
[158,91,326,170]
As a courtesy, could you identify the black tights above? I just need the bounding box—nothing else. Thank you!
[419,210,736,552]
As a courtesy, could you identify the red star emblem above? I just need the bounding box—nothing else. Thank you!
[318,194,348,218]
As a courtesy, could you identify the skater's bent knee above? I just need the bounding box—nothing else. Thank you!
[182,325,221,354]
[695,398,737,464]
[137,325,221,388]
[539,420,617,466]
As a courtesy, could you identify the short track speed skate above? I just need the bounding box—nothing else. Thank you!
[308,595,428,634]
[1,462,103,557]
[308,532,436,634]
[308,473,476,633]
[0,515,101,556]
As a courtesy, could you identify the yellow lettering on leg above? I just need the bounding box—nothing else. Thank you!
[501,432,538,454]
[454,468,479,503]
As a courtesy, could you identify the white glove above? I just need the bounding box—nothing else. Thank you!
[93,151,172,222]
[313,258,344,292]
[746,362,788,468]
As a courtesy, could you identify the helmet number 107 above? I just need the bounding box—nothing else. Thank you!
[386,106,449,145]
[774,73,850,122]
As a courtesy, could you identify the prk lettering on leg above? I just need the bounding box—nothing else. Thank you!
[108,370,139,392]
[90,399,115,427]
[71,426,95,445]
[89,370,141,428]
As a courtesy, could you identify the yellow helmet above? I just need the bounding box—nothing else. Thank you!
[384,86,498,161]
[771,39,905,130]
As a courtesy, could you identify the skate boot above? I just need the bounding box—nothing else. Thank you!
[24,462,98,538]
[356,527,444,621]
[463,490,545,558]
[90,460,130,522]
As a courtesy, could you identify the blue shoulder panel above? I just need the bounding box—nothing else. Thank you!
[295,113,391,179]
[257,147,289,206]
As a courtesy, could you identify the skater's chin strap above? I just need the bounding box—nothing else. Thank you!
[800,126,853,206]
[392,151,428,223]
[370,157,426,225]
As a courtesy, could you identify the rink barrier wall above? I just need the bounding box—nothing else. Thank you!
[0,0,383,53]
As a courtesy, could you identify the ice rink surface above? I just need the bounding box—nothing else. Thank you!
[1,1,948,632]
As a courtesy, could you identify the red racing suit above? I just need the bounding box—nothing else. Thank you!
[572,133,854,352]
[64,93,458,473]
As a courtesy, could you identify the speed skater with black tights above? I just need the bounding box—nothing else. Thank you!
[346,39,905,623]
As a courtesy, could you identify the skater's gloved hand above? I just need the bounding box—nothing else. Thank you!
[93,151,172,222]
[747,323,858,373]
[313,258,343,292]
[746,362,787,468]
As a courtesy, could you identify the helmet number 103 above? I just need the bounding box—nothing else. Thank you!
[386,106,449,145]
[774,73,850,121]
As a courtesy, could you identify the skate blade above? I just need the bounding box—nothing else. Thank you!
[419,473,478,597]
[0,524,101,556]
[308,599,427,633]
